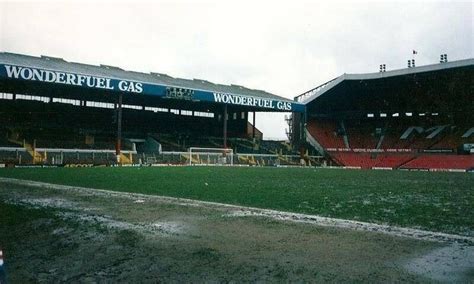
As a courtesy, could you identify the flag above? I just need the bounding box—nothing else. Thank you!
[413,50,418,55]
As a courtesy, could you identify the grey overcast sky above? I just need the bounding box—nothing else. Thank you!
[0,0,472,139]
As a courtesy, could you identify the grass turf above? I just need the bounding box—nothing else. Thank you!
[0,167,472,235]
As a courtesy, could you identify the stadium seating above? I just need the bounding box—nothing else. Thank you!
[306,119,346,149]
[329,151,474,170]
[259,140,297,155]
[0,150,32,164]
[306,116,473,170]
[344,122,379,149]
[331,153,414,169]
[374,154,415,168]
[379,123,473,151]
[0,99,301,165]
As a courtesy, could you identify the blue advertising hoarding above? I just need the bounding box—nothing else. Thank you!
[0,64,305,112]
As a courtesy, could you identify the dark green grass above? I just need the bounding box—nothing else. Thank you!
[0,167,473,235]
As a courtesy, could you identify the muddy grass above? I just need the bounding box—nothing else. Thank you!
[1,167,472,236]
[0,179,472,282]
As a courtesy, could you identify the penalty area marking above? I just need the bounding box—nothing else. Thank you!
[0,177,473,244]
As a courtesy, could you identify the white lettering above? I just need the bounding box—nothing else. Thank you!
[105,79,114,90]
[55,72,66,83]
[77,75,86,86]
[85,76,95,87]
[5,65,22,78]
[135,83,143,93]
[118,81,127,91]
[3,65,134,93]
[276,101,292,110]
[96,77,106,88]
[213,92,224,103]
[212,92,285,110]
[66,73,75,85]
[32,68,44,81]
[45,70,56,83]
[20,68,33,80]
[118,81,141,93]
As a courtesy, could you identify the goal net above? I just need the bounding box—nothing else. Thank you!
[188,147,234,166]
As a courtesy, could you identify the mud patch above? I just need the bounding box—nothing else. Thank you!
[223,210,474,244]
[0,178,458,282]
[405,243,474,282]
[4,196,187,237]
[60,211,186,235]
[7,197,79,210]
[1,177,472,244]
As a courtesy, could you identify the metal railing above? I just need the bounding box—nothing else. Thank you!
[294,76,341,103]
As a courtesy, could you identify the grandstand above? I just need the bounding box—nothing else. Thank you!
[0,52,316,166]
[1,52,472,171]
[293,58,474,171]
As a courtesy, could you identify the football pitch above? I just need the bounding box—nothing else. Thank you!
[0,166,473,282]
[0,166,472,235]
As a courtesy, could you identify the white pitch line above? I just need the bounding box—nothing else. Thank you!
[0,177,473,244]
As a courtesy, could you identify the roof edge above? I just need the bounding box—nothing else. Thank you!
[0,51,296,103]
[296,58,474,105]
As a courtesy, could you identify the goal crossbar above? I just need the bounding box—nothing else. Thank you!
[188,147,233,166]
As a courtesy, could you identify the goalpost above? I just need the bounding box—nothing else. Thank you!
[188,147,234,166]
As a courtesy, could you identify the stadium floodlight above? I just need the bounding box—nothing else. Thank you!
[188,147,234,166]
[392,113,399,117]
[379,64,386,72]
[440,54,448,63]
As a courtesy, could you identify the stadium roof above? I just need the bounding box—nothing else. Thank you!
[296,58,474,105]
[296,58,474,119]
[0,52,304,112]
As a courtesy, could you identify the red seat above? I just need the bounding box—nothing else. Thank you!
[307,120,346,149]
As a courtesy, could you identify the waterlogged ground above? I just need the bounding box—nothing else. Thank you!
[0,167,472,236]
[1,179,473,282]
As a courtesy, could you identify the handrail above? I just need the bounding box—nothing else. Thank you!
[294,76,341,103]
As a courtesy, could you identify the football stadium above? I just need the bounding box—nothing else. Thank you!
[0,53,472,170]
[0,52,473,282]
